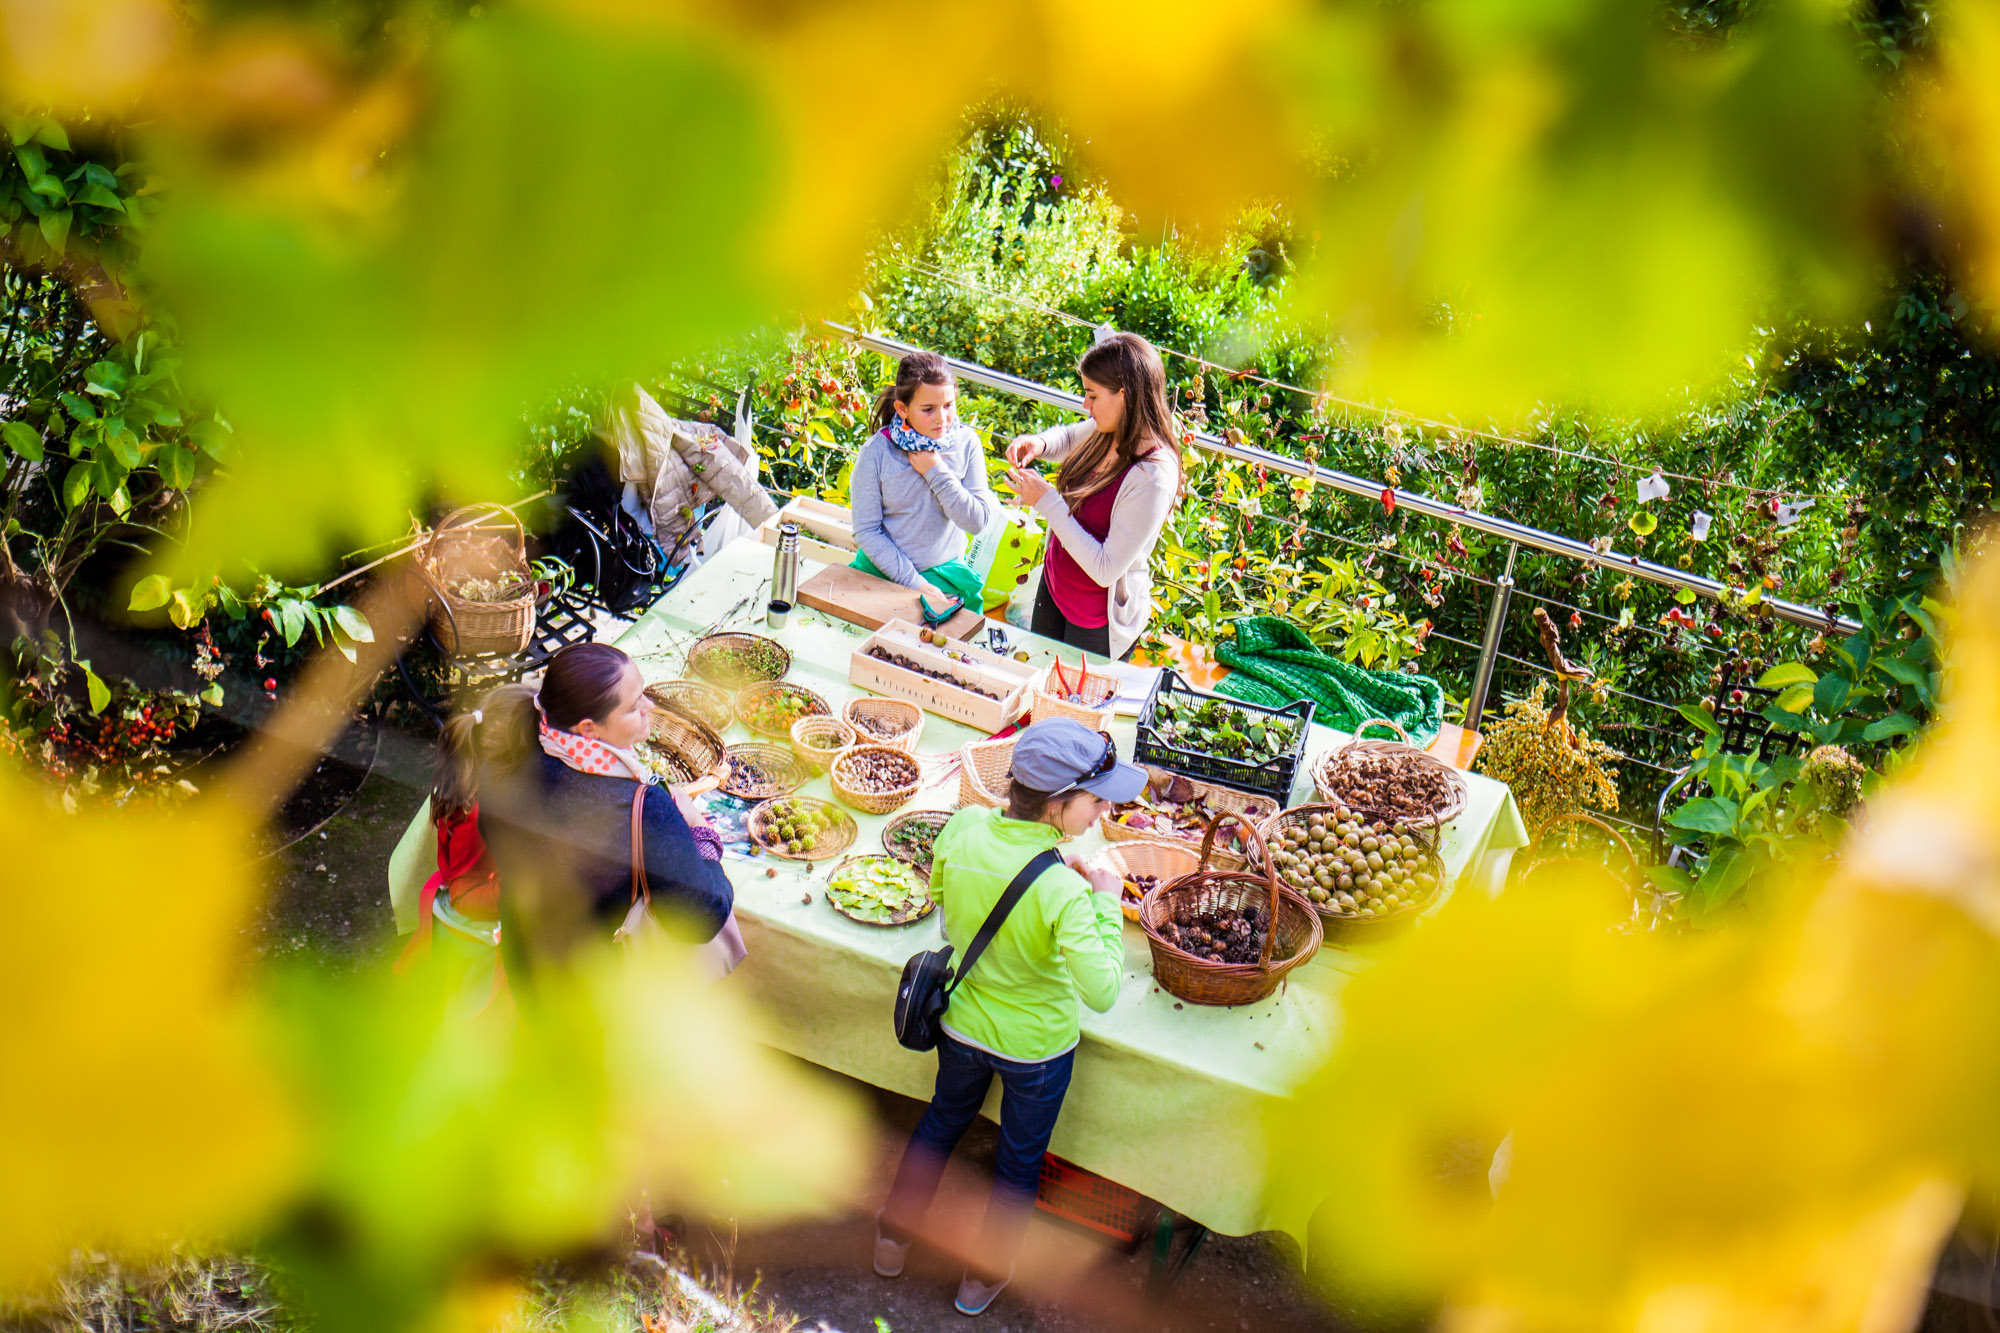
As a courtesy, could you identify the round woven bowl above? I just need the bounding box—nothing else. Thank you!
[830,744,924,816]
[881,809,953,873]
[823,854,935,927]
[1032,661,1118,729]
[735,679,832,739]
[1312,718,1467,829]
[1097,769,1276,873]
[1138,813,1322,1006]
[645,679,733,734]
[719,742,807,802]
[789,714,857,777]
[1097,837,1202,924]
[1256,802,1447,943]
[843,697,923,752]
[686,631,791,692]
[642,703,726,784]
[747,795,857,862]
[957,736,1017,809]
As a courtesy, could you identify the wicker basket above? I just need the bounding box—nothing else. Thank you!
[1097,768,1277,873]
[843,696,923,752]
[418,504,535,656]
[686,631,791,691]
[957,735,1018,809]
[1137,812,1323,1006]
[1032,659,1119,729]
[881,809,953,872]
[719,742,807,801]
[789,714,857,776]
[640,704,726,785]
[1256,802,1446,942]
[645,679,733,734]
[1096,837,1202,924]
[830,744,924,816]
[1519,812,1646,917]
[747,795,857,862]
[735,679,832,739]
[1313,718,1468,829]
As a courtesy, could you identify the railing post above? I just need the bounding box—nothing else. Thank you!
[1464,542,1518,733]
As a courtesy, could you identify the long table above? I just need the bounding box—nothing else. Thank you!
[606,537,1530,1246]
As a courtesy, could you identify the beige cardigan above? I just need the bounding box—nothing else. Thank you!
[1022,421,1180,659]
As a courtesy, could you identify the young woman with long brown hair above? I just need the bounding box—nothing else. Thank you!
[1004,332,1182,660]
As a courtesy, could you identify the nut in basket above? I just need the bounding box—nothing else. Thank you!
[831,744,923,816]
[1257,801,1445,940]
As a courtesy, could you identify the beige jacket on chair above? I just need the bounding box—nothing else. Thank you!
[597,384,778,550]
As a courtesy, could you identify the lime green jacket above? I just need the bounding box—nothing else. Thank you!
[930,805,1127,1063]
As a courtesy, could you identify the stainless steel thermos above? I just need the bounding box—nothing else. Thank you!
[767,521,800,630]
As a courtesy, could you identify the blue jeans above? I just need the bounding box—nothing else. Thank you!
[881,1032,1077,1278]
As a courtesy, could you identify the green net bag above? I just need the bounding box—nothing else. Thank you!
[1213,616,1446,747]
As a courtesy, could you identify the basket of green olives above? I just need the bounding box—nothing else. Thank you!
[1254,802,1445,941]
[747,795,857,862]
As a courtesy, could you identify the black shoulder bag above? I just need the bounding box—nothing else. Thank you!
[894,848,1061,1052]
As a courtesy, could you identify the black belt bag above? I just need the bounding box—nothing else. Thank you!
[894,848,1062,1052]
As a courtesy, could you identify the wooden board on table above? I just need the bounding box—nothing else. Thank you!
[797,564,986,640]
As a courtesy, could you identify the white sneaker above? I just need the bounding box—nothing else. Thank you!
[953,1267,1013,1317]
[872,1214,911,1279]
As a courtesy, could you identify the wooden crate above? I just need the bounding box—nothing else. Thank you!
[758,496,857,567]
[851,619,1035,733]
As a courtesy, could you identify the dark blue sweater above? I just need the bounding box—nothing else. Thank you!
[480,753,734,964]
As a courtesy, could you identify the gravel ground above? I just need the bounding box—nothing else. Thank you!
[262,714,1362,1333]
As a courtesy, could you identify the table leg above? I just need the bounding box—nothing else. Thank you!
[1146,1211,1211,1301]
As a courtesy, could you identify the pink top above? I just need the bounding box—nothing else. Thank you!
[1044,463,1134,629]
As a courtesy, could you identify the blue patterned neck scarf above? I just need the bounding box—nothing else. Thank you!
[885,414,944,454]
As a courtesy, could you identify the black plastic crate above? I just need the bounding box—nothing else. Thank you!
[1132,668,1314,802]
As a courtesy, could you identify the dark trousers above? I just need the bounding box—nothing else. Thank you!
[881,1032,1077,1279]
[1030,579,1121,659]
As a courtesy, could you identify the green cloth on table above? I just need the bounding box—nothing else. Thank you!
[850,549,985,612]
[1215,615,1446,747]
[931,806,1126,1063]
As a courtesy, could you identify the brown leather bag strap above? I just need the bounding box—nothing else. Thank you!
[629,783,651,907]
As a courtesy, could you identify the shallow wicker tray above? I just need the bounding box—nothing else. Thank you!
[746,795,857,862]
[640,705,726,784]
[843,696,923,752]
[957,735,1017,809]
[719,742,807,802]
[1312,719,1467,829]
[735,679,832,739]
[686,631,791,691]
[790,714,857,777]
[882,809,953,873]
[1096,837,1202,924]
[1256,802,1447,942]
[831,743,924,816]
[823,854,934,928]
[1098,767,1277,873]
[1137,813,1322,1006]
[645,679,734,734]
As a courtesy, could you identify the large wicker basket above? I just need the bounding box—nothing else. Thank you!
[1518,812,1653,922]
[1256,802,1446,943]
[645,679,733,734]
[1137,812,1322,1006]
[1096,837,1202,924]
[843,697,923,752]
[789,714,857,777]
[830,744,924,816]
[1097,768,1277,873]
[641,703,726,785]
[957,735,1018,809]
[417,504,535,657]
[735,679,831,739]
[1312,718,1468,828]
[1032,659,1119,729]
[686,631,791,691]
[719,742,807,802]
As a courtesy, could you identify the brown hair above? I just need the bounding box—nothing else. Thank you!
[871,351,956,433]
[1055,333,1182,502]
[1005,781,1095,826]
[430,642,635,816]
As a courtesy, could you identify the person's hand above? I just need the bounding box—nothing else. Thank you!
[907,449,938,476]
[1079,861,1122,898]
[1006,435,1044,467]
[1005,466,1052,506]
[913,577,946,602]
[670,787,713,832]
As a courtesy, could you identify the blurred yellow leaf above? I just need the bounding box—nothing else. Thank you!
[0,0,175,113]
[0,786,295,1292]
[1918,0,2000,321]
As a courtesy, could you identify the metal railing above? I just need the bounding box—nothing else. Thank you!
[824,321,1859,733]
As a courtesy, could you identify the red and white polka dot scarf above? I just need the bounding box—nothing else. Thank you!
[538,717,654,784]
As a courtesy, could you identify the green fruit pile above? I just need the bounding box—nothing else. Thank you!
[765,798,832,854]
[1268,805,1438,919]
